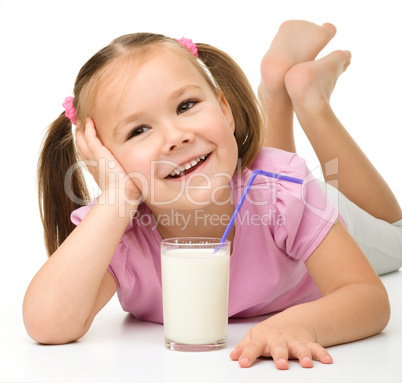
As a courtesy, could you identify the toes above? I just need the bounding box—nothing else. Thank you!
[342,50,352,71]
[284,49,351,109]
[323,50,352,73]
[321,22,337,38]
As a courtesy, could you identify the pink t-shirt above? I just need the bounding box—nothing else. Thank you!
[71,147,338,323]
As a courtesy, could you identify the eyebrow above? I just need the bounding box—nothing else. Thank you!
[113,84,203,136]
[169,84,202,100]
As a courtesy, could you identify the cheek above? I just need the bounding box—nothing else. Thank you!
[225,138,239,174]
[111,148,152,191]
[216,123,238,163]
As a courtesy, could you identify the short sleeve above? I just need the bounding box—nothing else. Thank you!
[272,154,339,262]
[70,199,97,226]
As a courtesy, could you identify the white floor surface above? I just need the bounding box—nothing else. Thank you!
[1,271,401,383]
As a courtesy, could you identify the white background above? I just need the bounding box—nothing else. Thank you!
[0,0,401,381]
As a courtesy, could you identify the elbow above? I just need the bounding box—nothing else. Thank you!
[23,306,86,345]
[24,324,74,346]
[372,283,391,335]
[24,318,86,345]
[381,295,391,332]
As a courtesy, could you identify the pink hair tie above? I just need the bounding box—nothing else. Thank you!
[177,37,198,58]
[62,96,77,125]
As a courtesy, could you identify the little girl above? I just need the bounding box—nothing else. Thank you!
[24,20,402,370]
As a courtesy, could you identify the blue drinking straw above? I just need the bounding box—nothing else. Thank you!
[217,169,303,250]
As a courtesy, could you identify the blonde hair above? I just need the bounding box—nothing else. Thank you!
[37,33,265,256]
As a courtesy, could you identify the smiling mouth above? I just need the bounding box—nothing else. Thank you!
[168,154,209,179]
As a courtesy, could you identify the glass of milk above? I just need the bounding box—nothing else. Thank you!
[161,237,230,352]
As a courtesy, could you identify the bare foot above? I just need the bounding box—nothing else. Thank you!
[284,50,352,113]
[258,20,337,102]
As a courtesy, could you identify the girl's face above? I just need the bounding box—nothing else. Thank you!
[93,47,238,212]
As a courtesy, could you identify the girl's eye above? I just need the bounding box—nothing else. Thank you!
[177,100,197,114]
[128,126,149,139]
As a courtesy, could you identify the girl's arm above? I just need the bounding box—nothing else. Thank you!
[24,119,141,344]
[230,220,390,369]
[23,198,132,344]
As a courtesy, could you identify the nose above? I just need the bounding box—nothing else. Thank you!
[162,123,195,153]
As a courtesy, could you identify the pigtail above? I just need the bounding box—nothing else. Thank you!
[197,43,265,169]
[37,113,90,256]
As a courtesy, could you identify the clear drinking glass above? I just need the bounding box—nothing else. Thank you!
[161,237,230,351]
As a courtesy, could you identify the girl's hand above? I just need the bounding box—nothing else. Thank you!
[229,315,333,369]
[75,118,141,203]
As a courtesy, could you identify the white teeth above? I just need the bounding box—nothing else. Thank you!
[169,154,208,177]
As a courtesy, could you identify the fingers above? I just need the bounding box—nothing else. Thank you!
[290,342,314,368]
[291,341,333,366]
[230,331,260,368]
[75,127,87,161]
[230,338,333,369]
[83,118,105,156]
[309,343,333,364]
[231,340,290,369]
[75,118,95,161]
[76,118,115,167]
[229,332,252,367]
[230,339,267,368]
[270,342,290,370]
[75,118,113,189]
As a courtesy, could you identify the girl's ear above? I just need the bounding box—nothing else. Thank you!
[217,91,235,133]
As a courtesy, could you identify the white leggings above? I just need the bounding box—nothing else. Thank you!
[323,183,402,275]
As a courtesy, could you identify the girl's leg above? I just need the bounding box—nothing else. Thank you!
[284,51,402,223]
[258,20,337,153]
[326,182,402,275]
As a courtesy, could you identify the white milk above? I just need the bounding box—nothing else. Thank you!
[162,248,230,345]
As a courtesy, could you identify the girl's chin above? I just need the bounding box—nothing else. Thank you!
[147,172,233,209]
